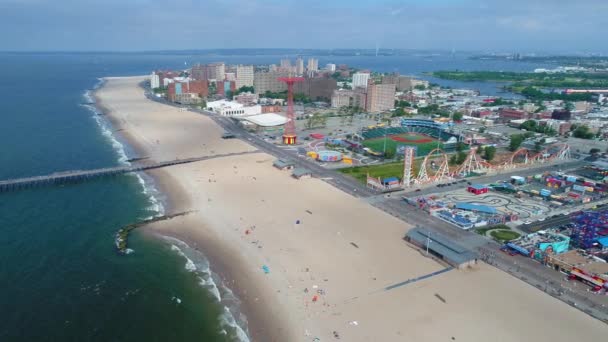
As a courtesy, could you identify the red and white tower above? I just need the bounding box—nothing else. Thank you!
[278,76,304,145]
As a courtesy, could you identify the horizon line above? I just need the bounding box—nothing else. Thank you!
[0,48,605,56]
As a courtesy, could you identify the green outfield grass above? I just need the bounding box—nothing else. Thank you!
[339,160,424,184]
[362,133,443,157]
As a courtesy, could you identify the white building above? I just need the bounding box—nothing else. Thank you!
[236,65,254,89]
[307,58,318,72]
[325,63,336,72]
[150,72,160,89]
[225,72,236,81]
[296,57,304,75]
[207,100,261,117]
[352,72,370,89]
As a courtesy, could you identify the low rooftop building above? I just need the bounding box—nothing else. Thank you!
[292,168,312,179]
[207,99,261,117]
[273,159,295,170]
[546,250,608,290]
[507,231,570,257]
[404,228,477,269]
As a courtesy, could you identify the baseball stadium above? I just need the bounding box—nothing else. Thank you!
[361,119,461,157]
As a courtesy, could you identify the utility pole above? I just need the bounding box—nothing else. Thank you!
[383,127,388,156]
[426,231,432,255]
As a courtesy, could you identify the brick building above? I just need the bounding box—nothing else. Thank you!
[499,108,528,121]
[365,83,395,112]
[331,89,367,109]
[167,80,208,102]
[294,76,337,101]
[234,92,259,105]
[253,71,289,95]
[552,109,571,121]
[217,80,236,97]
[191,63,225,81]
[381,74,416,91]
[261,105,282,113]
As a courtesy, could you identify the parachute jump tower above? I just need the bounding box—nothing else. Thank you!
[278,76,304,145]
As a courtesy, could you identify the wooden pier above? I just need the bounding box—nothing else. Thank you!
[0,151,257,193]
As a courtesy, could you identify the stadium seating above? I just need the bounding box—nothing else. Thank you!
[362,119,460,143]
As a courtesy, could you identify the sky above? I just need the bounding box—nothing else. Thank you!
[1,0,607,53]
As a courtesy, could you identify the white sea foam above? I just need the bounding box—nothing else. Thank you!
[220,307,251,342]
[164,237,250,342]
[84,102,129,165]
[83,84,165,218]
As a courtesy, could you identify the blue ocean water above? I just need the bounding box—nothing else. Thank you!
[0,52,553,341]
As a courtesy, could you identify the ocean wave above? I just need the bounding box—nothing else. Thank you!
[164,237,250,342]
[83,103,130,165]
[134,172,165,217]
[220,307,250,342]
[83,86,164,218]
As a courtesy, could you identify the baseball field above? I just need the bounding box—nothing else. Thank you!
[362,133,442,157]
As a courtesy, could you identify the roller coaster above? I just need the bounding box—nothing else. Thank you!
[398,143,571,188]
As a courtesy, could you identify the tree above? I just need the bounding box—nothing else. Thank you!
[509,134,524,151]
[452,112,464,122]
[534,141,543,152]
[392,107,406,117]
[395,100,411,107]
[456,142,466,152]
[520,120,538,131]
[483,146,496,161]
[449,151,468,165]
[565,102,575,111]
[523,131,535,139]
[232,86,254,97]
[414,84,426,90]
[573,125,594,139]
[384,149,396,159]
[478,126,486,133]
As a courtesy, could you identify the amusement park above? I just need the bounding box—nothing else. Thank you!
[363,121,572,191]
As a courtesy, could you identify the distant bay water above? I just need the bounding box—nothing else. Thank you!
[0,52,553,341]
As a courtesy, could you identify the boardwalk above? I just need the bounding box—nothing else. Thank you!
[0,151,258,193]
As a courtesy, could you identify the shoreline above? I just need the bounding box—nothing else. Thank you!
[145,167,280,341]
[94,76,608,342]
[93,78,279,341]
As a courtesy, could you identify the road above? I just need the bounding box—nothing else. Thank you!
[400,159,587,198]
[146,93,376,198]
[145,91,608,323]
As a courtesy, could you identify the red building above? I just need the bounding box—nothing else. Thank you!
[261,105,282,113]
[499,108,528,121]
[167,80,209,101]
[467,184,489,195]
[535,111,553,119]
[472,110,492,118]
[217,80,236,97]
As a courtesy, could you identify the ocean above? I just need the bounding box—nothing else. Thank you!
[0,51,554,341]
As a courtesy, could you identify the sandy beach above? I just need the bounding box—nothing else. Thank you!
[96,76,608,341]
